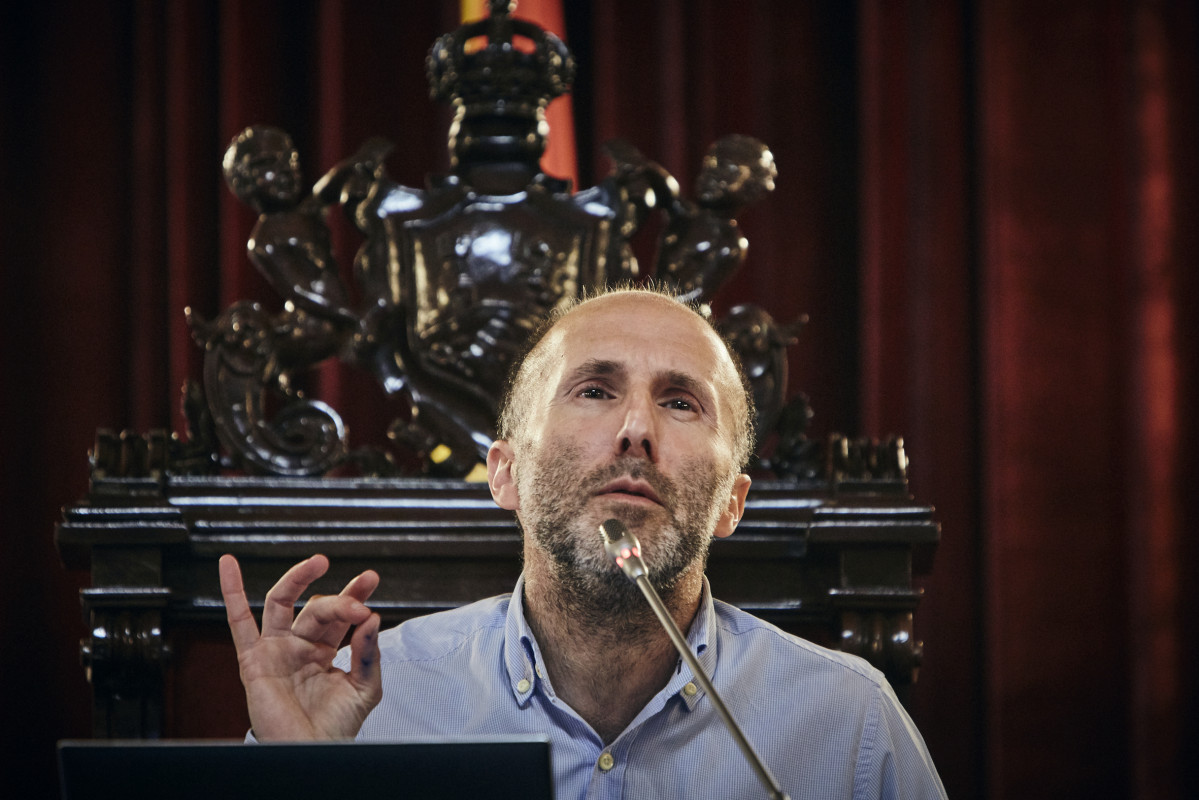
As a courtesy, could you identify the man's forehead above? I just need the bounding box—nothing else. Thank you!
[545,293,737,385]
[557,292,709,336]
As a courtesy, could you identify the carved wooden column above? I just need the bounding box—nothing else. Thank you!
[80,589,171,738]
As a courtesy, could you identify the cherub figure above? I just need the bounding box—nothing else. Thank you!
[717,303,805,444]
[656,134,777,303]
[222,125,389,323]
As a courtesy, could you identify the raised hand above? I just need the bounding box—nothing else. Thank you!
[218,554,383,741]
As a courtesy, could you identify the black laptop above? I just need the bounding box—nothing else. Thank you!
[58,737,555,800]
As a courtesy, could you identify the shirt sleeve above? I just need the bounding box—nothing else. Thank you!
[854,680,948,800]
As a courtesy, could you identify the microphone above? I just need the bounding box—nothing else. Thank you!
[599,519,791,800]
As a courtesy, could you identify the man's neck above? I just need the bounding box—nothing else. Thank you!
[521,560,705,744]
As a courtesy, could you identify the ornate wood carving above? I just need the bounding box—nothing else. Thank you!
[183,1,794,480]
[80,592,171,738]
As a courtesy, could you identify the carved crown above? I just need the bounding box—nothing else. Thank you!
[426,0,575,113]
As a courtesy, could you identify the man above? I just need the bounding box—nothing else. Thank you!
[219,288,946,799]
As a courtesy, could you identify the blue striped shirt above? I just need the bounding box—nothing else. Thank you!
[338,576,946,799]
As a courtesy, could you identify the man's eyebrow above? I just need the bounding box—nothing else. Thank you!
[662,370,710,400]
[561,358,625,386]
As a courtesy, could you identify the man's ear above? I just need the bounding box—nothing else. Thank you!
[712,474,752,539]
[487,440,520,511]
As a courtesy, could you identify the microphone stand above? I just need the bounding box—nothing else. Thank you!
[600,519,791,800]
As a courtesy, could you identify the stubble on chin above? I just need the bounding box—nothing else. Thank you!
[516,441,733,626]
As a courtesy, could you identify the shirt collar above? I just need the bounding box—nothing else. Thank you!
[503,573,718,710]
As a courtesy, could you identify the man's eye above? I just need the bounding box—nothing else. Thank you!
[579,386,609,399]
[664,398,694,411]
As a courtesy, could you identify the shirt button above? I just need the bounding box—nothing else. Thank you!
[535,665,543,678]
[683,682,698,697]
[598,752,615,772]
[516,679,531,693]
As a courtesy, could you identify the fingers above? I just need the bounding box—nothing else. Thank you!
[291,569,379,647]
[339,569,380,605]
[348,612,383,707]
[223,554,380,650]
[292,593,374,648]
[261,554,331,636]
[219,554,260,654]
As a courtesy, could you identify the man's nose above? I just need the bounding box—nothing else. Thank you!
[616,392,657,461]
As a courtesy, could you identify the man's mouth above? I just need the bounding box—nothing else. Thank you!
[595,478,663,506]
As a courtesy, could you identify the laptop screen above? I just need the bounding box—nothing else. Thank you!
[58,737,555,800]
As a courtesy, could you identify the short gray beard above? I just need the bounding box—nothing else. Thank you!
[517,442,734,632]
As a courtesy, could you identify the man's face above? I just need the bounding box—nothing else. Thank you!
[490,293,751,602]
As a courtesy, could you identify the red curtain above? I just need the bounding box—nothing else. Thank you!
[2,2,1196,798]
